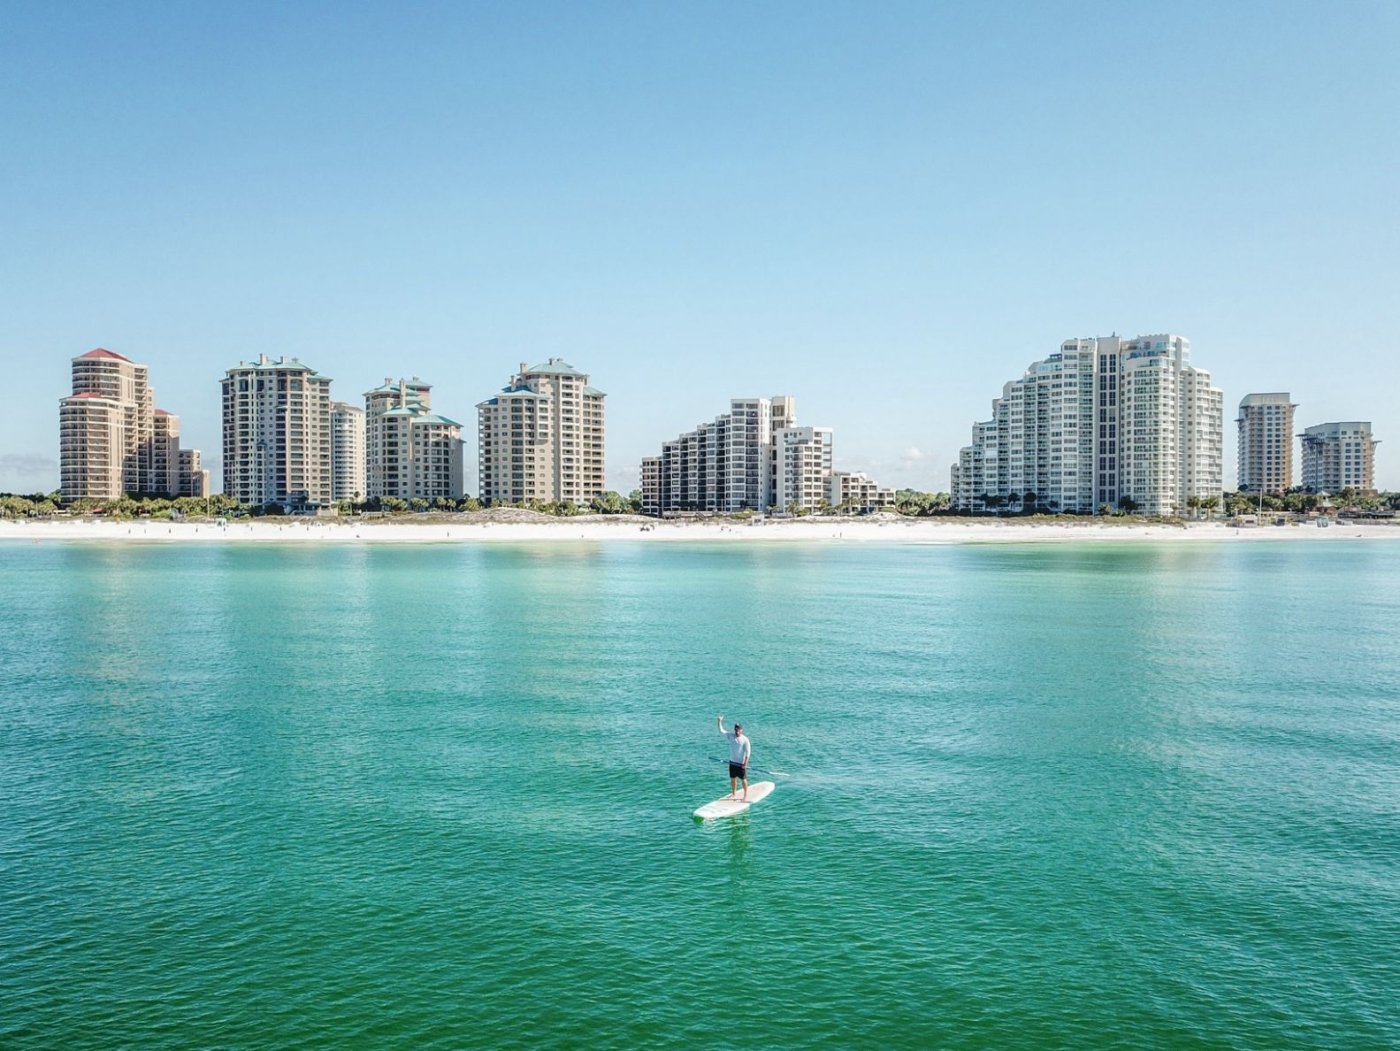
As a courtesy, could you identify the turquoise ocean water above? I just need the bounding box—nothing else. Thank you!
[2,539,1398,1050]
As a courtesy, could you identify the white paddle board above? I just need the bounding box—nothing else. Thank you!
[693,780,775,821]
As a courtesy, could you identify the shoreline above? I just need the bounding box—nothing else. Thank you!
[2,515,1396,546]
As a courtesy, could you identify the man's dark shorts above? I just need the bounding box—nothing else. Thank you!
[729,762,747,779]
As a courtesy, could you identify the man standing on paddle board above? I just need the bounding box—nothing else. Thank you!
[717,714,750,800]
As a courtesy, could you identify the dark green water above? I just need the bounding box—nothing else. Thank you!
[2,540,1397,1049]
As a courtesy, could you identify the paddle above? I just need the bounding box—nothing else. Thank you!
[709,755,791,779]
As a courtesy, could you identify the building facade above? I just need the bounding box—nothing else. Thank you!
[953,334,1223,516]
[775,426,834,513]
[1237,393,1296,494]
[650,396,795,515]
[477,359,605,505]
[221,355,333,507]
[1300,422,1378,494]
[59,348,204,501]
[364,379,463,501]
[330,401,367,503]
[177,449,210,498]
[829,471,895,513]
[640,456,661,516]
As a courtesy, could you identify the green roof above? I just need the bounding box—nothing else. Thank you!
[235,356,317,374]
[414,413,461,428]
[583,385,606,397]
[365,379,431,395]
[526,357,584,377]
[380,404,461,428]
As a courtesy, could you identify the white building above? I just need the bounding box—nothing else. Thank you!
[775,426,833,513]
[954,334,1223,516]
[221,355,333,507]
[1300,422,1378,494]
[829,471,895,513]
[1237,393,1296,494]
[330,401,366,503]
[477,359,605,505]
[651,396,795,514]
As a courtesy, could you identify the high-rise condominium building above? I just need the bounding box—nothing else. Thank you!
[953,334,1223,515]
[640,456,661,515]
[221,355,333,506]
[650,396,796,514]
[477,359,605,505]
[59,348,204,501]
[329,401,367,502]
[177,449,210,498]
[1237,393,1296,494]
[1300,422,1378,494]
[364,378,464,501]
[775,426,834,513]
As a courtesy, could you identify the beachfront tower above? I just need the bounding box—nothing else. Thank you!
[1300,422,1379,495]
[1237,393,1296,494]
[363,378,464,502]
[60,348,205,502]
[774,426,834,513]
[330,401,367,503]
[953,334,1223,516]
[221,355,333,507]
[477,359,606,505]
[651,396,795,514]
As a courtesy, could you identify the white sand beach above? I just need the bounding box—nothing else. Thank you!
[2,512,1396,545]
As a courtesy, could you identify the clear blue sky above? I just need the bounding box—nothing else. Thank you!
[2,1,1396,493]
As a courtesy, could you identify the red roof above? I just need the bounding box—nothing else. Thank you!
[154,408,171,416]
[65,391,115,400]
[78,348,132,362]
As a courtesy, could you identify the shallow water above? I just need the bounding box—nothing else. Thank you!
[2,540,1397,1049]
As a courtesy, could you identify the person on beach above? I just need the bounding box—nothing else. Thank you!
[717,714,751,800]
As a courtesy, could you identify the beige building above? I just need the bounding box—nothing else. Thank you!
[829,471,895,513]
[221,355,333,507]
[330,401,367,503]
[59,348,204,501]
[364,378,463,501]
[178,449,210,498]
[477,359,605,504]
[775,426,833,513]
[1237,393,1296,494]
[1300,422,1378,494]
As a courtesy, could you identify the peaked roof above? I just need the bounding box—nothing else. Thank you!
[365,379,432,395]
[525,358,584,377]
[414,413,462,428]
[78,348,132,362]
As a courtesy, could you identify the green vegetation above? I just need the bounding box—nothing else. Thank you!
[893,490,952,516]
[8,486,1393,523]
[0,492,240,519]
[1224,489,1399,516]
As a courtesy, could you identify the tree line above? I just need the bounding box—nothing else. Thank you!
[3,486,1395,521]
[0,491,645,519]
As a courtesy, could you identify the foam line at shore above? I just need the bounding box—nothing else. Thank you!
[2,516,1396,545]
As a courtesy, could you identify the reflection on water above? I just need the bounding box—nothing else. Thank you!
[2,539,1398,1050]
